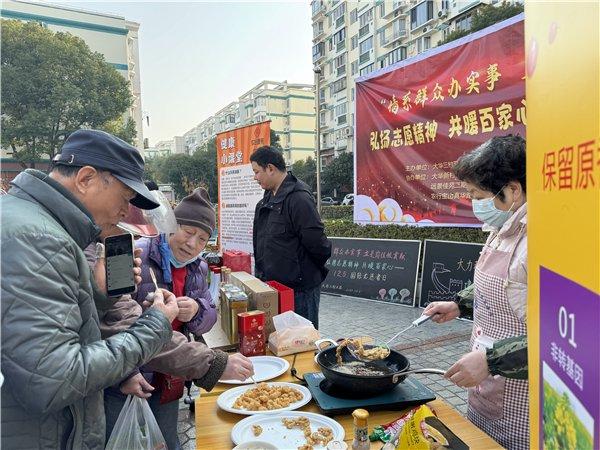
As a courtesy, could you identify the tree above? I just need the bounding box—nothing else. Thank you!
[98,117,137,145]
[440,2,524,45]
[291,156,317,193]
[145,138,218,201]
[322,152,353,198]
[1,20,132,166]
[270,129,283,151]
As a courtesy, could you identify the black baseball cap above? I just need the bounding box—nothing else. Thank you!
[53,129,159,210]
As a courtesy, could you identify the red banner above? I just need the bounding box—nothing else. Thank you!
[354,15,525,226]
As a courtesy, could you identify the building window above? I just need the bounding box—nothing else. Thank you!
[351,60,358,75]
[335,103,347,125]
[319,88,326,102]
[351,34,358,50]
[319,111,327,126]
[416,36,431,53]
[387,46,407,65]
[351,88,355,101]
[333,28,346,51]
[378,29,386,46]
[328,37,334,51]
[332,2,346,22]
[350,8,358,24]
[455,14,472,32]
[312,42,324,60]
[359,63,375,76]
[359,36,373,64]
[335,54,346,76]
[379,2,385,17]
[311,0,322,16]
[410,0,434,29]
[330,77,347,95]
[359,8,373,27]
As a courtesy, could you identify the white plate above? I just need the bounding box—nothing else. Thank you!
[217,382,312,415]
[219,356,290,384]
[231,411,345,448]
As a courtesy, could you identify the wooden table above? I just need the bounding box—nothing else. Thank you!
[196,351,504,449]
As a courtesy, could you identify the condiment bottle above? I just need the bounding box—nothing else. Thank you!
[351,408,370,450]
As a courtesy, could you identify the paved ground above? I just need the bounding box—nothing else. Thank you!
[177,293,472,448]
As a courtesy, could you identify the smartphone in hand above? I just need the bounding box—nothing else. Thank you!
[104,233,136,296]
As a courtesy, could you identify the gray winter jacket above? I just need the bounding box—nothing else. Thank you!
[0,170,173,449]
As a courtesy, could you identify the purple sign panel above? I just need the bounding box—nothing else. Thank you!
[540,267,599,450]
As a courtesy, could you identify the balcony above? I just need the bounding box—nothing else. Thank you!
[382,29,407,47]
[336,40,346,52]
[336,65,346,77]
[311,2,325,19]
[381,0,407,19]
[313,27,325,41]
[312,51,326,64]
[335,15,345,28]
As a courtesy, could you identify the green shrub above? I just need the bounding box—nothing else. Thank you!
[324,219,487,244]
[321,205,353,220]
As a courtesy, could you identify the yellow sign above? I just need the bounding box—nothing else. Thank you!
[526,1,600,448]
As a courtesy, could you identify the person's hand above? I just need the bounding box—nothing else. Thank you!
[445,351,489,388]
[221,353,254,381]
[133,248,143,286]
[120,373,154,398]
[176,296,200,322]
[145,288,179,323]
[423,301,460,324]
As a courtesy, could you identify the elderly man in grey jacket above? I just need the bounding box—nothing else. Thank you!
[1,130,180,450]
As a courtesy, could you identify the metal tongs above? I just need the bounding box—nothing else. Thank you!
[347,314,433,362]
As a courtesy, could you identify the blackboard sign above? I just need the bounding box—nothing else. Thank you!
[322,237,421,307]
[419,240,483,319]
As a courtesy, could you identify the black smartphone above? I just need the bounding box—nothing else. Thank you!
[104,233,136,296]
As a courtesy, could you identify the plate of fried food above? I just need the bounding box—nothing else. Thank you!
[231,411,345,449]
[217,382,312,415]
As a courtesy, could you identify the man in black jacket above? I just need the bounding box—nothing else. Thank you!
[251,146,331,329]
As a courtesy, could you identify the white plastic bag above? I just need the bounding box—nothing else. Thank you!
[105,395,167,450]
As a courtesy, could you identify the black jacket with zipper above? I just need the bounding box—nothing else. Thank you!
[253,173,331,291]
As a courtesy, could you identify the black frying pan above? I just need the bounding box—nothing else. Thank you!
[314,339,445,396]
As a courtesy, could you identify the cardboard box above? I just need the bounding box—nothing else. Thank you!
[219,287,248,344]
[238,310,266,356]
[266,280,295,314]
[230,272,278,341]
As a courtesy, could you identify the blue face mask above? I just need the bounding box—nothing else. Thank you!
[169,253,199,269]
[471,187,515,229]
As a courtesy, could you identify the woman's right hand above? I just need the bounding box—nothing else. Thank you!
[423,301,460,324]
[221,353,254,381]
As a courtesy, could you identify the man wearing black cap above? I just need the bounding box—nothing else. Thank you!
[0,129,180,449]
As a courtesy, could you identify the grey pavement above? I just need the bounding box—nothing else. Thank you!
[177,293,472,448]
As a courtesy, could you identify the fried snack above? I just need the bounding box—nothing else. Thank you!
[336,338,390,364]
[232,383,304,411]
[281,417,334,449]
[252,424,263,437]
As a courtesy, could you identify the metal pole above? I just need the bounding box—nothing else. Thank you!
[314,65,322,215]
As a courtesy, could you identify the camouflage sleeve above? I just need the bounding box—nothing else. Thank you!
[486,335,528,379]
[454,283,474,318]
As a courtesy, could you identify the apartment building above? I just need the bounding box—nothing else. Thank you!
[145,137,185,159]
[181,80,316,165]
[312,0,518,165]
[1,0,144,151]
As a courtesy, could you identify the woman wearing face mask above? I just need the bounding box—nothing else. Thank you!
[424,135,528,450]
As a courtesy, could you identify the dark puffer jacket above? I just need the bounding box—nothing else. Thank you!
[253,173,332,291]
[1,170,173,450]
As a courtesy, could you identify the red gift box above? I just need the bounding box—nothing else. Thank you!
[266,281,295,314]
[237,310,266,357]
[223,250,251,274]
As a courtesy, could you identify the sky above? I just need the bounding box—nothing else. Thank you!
[57,1,314,145]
